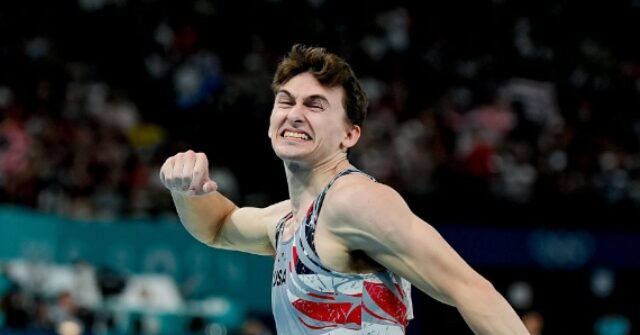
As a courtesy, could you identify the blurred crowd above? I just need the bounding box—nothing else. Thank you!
[1,0,639,225]
[1,258,636,334]
[2,1,639,333]
[0,259,275,335]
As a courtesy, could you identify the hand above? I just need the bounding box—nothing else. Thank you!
[159,150,218,196]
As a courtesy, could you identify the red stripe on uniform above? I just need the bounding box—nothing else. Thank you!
[364,282,408,326]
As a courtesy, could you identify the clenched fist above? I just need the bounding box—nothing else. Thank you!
[159,150,218,196]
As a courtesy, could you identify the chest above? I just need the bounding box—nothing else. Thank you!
[279,215,378,274]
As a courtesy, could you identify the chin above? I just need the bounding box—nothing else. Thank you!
[273,147,312,164]
[273,140,309,156]
[274,150,306,161]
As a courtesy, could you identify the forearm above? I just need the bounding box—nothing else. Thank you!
[171,191,237,245]
[458,284,530,335]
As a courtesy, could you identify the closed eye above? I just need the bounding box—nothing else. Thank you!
[277,100,295,108]
[304,95,328,111]
[305,101,325,111]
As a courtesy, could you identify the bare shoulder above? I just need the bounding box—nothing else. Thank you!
[260,199,291,242]
[323,174,412,230]
[260,198,292,218]
[253,199,291,231]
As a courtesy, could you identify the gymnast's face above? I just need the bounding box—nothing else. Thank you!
[268,72,360,166]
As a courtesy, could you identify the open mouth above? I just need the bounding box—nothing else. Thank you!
[282,130,312,141]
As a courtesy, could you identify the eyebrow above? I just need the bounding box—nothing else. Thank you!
[276,89,331,106]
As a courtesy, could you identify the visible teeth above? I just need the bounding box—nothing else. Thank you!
[284,131,309,140]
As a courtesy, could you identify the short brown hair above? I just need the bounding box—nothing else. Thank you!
[272,44,368,127]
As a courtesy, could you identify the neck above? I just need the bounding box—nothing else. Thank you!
[283,154,351,217]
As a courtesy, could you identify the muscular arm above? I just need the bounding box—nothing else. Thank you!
[171,190,235,246]
[325,179,530,335]
[161,151,284,256]
[172,191,287,255]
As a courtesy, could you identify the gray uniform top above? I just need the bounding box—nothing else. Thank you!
[271,167,413,334]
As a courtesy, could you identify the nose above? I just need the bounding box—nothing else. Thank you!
[286,103,306,124]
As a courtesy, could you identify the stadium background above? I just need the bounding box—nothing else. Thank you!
[1,0,639,334]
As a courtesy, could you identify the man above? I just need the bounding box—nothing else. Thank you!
[160,44,529,334]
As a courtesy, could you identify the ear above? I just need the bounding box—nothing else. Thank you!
[341,125,361,151]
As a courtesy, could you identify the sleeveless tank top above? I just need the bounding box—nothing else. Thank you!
[271,167,413,334]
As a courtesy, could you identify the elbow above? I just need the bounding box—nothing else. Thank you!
[207,210,236,248]
[209,230,231,249]
[476,277,498,295]
[453,275,500,309]
[472,276,500,303]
